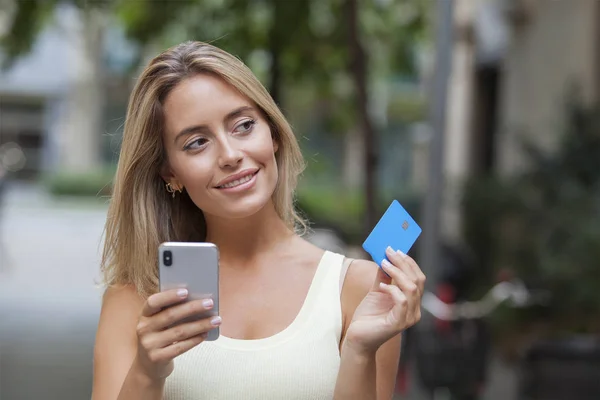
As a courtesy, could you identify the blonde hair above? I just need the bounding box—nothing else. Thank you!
[101,41,306,298]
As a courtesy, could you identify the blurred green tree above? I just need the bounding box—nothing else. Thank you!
[1,0,429,234]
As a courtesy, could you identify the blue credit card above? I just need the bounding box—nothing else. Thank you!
[362,200,422,267]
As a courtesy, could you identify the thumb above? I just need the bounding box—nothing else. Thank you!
[372,263,392,291]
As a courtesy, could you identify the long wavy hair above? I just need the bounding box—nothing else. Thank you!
[101,41,306,298]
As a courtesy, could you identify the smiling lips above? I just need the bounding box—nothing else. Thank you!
[215,169,259,189]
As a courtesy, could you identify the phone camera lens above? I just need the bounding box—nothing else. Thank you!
[164,250,173,266]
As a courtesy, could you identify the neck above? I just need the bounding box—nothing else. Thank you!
[204,201,294,266]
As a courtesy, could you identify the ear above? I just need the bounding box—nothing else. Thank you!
[272,136,279,154]
[159,163,181,188]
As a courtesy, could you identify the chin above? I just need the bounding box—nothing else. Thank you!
[193,185,277,221]
[207,196,273,220]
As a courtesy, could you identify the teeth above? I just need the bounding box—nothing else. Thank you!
[220,173,254,188]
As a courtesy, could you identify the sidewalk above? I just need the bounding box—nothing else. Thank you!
[0,183,106,400]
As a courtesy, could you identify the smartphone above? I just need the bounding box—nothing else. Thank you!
[158,242,220,341]
[362,200,422,267]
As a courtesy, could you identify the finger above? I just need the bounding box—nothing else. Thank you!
[151,298,215,331]
[380,282,421,327]
[381,260,421,318]
[381,259,419,298]
[385,247,417,281]
[149,333,208,363]
[379,282,409,325]
[153,315,222,349]
[142,288,189,317]
[403,256,426,291]
[372,264,393,290]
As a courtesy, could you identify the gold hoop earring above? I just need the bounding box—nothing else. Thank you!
[165,182,180,198]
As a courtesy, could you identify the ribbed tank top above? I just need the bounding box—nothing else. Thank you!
[164,251,345,400]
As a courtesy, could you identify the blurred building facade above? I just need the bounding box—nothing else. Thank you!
[0,4,133,179]
[439,0,600,241]
[0,13,72,179]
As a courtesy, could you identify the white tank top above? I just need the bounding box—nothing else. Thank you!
[164,251,345,400]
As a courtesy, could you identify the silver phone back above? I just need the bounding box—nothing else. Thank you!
[158,242,220,341]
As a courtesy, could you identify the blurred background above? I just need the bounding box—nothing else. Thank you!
[1,0,600,399]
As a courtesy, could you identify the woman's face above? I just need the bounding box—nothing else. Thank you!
[161,74,279,220]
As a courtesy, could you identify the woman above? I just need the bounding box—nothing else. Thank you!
[92,41,425,400]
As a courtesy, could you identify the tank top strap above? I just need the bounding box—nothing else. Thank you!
[300,250,345,341]
[303,251,345,303]
[321,251,347,296]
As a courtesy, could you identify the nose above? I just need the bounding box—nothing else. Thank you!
[217,137,243,169]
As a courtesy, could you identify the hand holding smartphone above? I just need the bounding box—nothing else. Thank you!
[131,242,221,381]
[158,242,220,341]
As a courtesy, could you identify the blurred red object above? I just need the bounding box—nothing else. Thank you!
[496,268,514,283]
[395,363,408,394]
[434,283,455,332]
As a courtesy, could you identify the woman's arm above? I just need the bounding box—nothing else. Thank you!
[92,286,165,400]
[336,336,402,400]
[335,259,408,400]
[93,285,216,400]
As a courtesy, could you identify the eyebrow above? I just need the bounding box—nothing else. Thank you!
[173,106,256,144]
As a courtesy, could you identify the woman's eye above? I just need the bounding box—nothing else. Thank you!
[234,119,256,134]
[184,137,208,150]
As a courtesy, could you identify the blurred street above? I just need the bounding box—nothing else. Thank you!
[0,184,106,400]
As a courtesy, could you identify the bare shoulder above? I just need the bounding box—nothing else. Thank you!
[340,259,378,337]
[343,258,378,299]
[96,284,144,352]
[93,285,144,399]
[96,284,144,349]
[101,284,145,310]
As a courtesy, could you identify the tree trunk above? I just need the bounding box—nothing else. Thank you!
[268,0,283,106]
[342,127,364,189]
[268,41,282,106]
[345,0,378,235]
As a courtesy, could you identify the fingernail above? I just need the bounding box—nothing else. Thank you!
[386,246,394,254]
[381,259,392,269]
[396,250,407,257]
[211,316,222,326]
[202,298,213,309]
[177,288,188,298]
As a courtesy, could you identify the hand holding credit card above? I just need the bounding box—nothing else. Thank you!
[347,200,425,352]
[362,200,422,267]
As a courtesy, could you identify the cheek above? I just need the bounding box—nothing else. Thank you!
[263,144,280,186]
[257,143,279,181]
[170,154,213,188]
[256,132,278,164]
